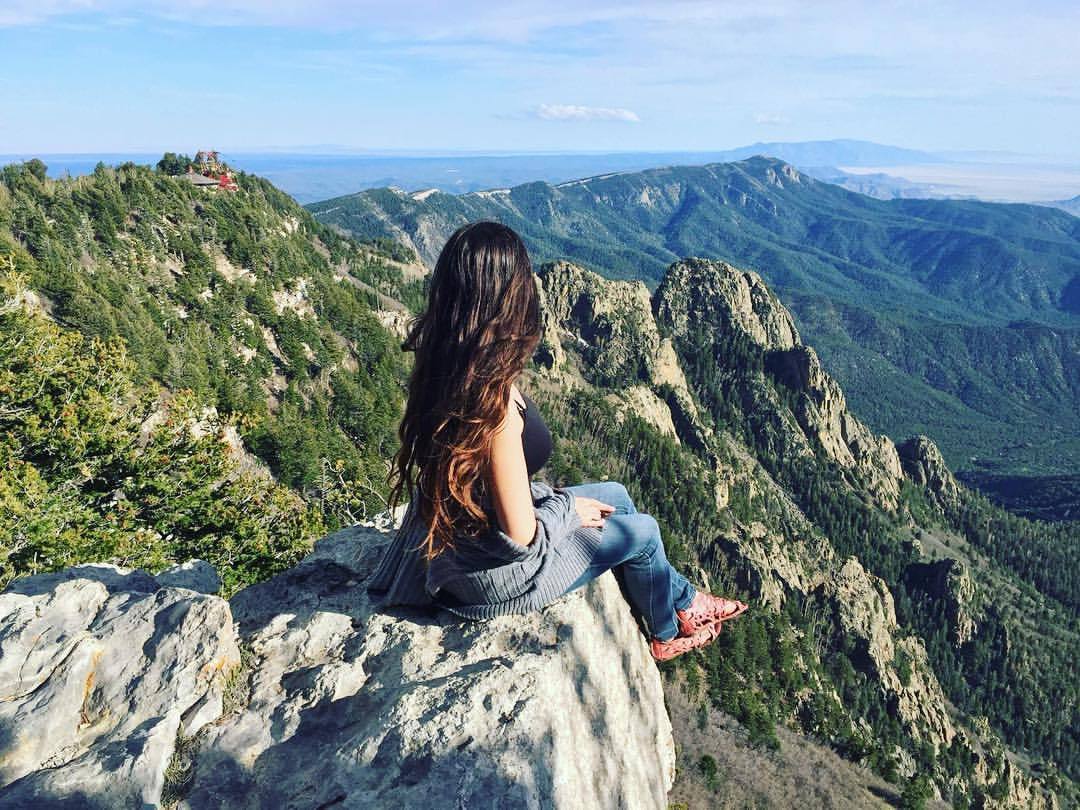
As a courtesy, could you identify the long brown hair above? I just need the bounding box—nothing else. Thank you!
[386,220,543,562]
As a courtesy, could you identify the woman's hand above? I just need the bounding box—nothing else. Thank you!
[574,496,615,529]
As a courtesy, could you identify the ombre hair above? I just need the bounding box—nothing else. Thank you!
[386,220,543,561]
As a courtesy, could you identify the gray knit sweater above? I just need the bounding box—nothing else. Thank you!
[366,480,603,619]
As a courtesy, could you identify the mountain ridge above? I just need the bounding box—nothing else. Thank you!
[312,155,1080,322]
[308,155,1080,502]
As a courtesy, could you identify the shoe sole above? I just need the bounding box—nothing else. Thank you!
[677,600,749,637]
[649,619,724,662]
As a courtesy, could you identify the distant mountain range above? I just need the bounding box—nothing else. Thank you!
[308,156,1080,513]
[1047,194,1080,217]
[699,138,947,166]
[16,138,1070,205]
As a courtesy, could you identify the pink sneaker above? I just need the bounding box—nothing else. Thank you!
[676,591,748,637]
[650,618,724,662]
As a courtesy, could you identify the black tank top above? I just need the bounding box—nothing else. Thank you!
[516,392,552,476]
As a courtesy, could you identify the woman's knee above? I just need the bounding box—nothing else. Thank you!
[598,480,636,514]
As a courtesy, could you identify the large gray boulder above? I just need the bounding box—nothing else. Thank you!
[0,563,240,808]
[0,529,676,809]
[181,526,676,809]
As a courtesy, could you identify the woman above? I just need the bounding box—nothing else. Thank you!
[367,220,747,662]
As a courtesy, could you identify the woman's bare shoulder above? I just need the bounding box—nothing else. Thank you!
[508,381,526,411]
[495,382,525,435]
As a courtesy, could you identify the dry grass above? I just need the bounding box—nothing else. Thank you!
[160,642,256,809]
[161,728,205,809]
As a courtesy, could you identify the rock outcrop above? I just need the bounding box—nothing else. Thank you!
[654,258,904,510]
[897,435,961,510]
[0,565,240,807]
[534,263,689,443]
[0,528,676,809]
[715,516,958,756]
[652,257,800,351]
[765,344,904,504]
[906,557,980,647]
[537,260,658,388]
[713,518,833,614]
[821,557,956,751]
[156,559,224,595]
[534,259,722,493]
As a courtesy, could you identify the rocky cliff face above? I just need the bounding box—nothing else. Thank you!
[897,435,961,511]
[536,257,906,511]
[535,258,950,752]
[0,530,675,809]
[535,260,707,454]
[655,258,904,511]
[820,557,956,751]
[906,557,980,647]
[0,563,240,806]
[651,257,800,351]
[533,255,1059,808]
[537,260,659,388]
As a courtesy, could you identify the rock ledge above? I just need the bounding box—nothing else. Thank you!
[0,527,676,810]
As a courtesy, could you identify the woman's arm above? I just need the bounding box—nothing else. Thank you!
[487,383,537,547]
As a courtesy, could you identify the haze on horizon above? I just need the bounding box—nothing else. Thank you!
[1,1,1077,161]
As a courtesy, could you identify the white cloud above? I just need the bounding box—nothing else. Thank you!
[753,112,790,125]
[535,104,640,122]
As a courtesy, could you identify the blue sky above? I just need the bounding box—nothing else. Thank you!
[2,1,1077,158]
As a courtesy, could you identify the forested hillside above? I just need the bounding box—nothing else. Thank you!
[0,158,418,591]
[308,157,1080,518]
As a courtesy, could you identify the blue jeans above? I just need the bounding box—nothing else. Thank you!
[559,480,696,641]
